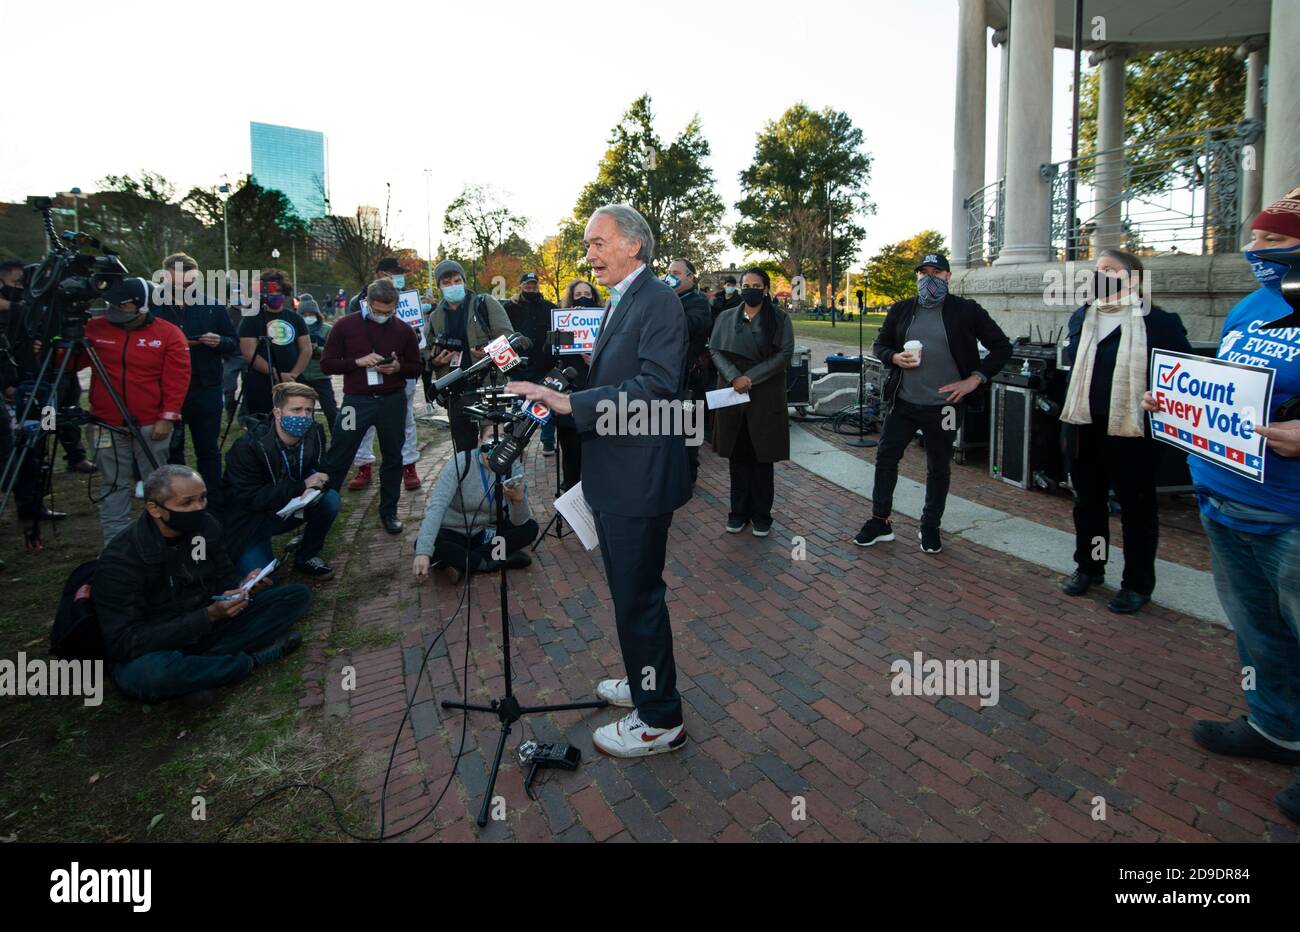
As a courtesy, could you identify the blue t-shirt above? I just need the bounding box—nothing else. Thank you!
[1190,286,1300,531]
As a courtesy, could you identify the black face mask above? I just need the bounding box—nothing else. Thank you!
[524,291,541,302]
[572,296,597,308]
[741,288,765,308]
[160,506,206,535]
[1094,270,1125,303]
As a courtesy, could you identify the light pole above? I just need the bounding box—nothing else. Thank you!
[827,181,835,327]
[218,181,232,292]
[70,187,83,233]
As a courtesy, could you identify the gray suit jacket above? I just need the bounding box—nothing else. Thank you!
[569,267,692,517]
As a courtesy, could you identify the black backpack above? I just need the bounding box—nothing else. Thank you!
[51,559,106,661]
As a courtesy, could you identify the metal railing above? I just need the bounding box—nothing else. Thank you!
[965,121,1263,265]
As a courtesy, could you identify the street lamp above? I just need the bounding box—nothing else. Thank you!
[217,181,232,293]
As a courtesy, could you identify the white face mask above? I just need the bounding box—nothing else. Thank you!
[369,310,393,324]
[304,316,318,325]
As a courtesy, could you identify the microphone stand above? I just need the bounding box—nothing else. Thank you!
[440,395,606,829]
[846,295,878,448]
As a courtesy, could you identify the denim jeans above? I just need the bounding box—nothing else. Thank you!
[234,488,341,575]
[1201,514,1300,743]
[540,420,556,448]
[111,584,312,702]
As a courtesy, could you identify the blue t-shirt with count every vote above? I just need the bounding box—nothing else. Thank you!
[1188,286,1300,531]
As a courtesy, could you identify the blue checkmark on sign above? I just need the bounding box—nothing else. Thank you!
[1157,362,1181,388]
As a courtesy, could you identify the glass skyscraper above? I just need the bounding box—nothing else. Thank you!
[250,122,328,220]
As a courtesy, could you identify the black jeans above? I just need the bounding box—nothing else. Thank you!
[872,399,958,530]
[1068,424,1160,595]
[304,378,339,442]
[324,390,407,519]
[169,386,224,498]
[592,509,681,729]
[728,418,774,524]
[432,519,539,573]
[57,377,87,466]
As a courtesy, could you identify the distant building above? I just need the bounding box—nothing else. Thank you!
[250,122,329,220]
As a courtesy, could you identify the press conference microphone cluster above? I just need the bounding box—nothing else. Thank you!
[488,366,578,475]
[432,331,533,395]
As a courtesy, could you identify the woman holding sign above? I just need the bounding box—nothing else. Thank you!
[1059,249,1191,614]
[709,268,794,537]
[1142,190,1300,823]
[551,279,601,491]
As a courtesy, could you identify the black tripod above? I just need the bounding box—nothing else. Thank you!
[440,408,607,828]
[0,325,159,536]
[845,293,879,448]
[535,433,569,544]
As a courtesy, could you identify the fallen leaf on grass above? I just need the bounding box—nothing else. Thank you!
[147,814,163,834]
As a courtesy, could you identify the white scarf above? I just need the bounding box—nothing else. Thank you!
[1061,293,1148,437]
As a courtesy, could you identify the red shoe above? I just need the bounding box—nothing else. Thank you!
[403,463,422,490]
[347,463,372,490]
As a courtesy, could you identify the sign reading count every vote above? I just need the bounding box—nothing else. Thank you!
[1148,349,1275,483]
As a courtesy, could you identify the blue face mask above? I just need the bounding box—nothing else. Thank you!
[917,274,948,305]
[280,414,314,438]
[391,274,405,290]
[1245,245,1300,291]
[442,284,466,304]
[421,302,432,314]
[663,273,680,289]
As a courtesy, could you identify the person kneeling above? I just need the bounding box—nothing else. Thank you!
[94,465,311,708]
[412,421,538,584]
[221,382,339,578]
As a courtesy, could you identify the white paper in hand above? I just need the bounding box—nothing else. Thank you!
[706,387,750,409]
[276,487,322,519]
[242,558,279,591]
[553,483,599,551]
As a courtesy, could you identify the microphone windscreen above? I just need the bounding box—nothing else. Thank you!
[510,333,533,351]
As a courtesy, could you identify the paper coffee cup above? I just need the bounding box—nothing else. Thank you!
[904,340,923,362]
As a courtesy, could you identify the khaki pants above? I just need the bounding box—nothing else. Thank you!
[91,424,170,545]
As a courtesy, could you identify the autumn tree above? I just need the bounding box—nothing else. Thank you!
[866,230,946,304]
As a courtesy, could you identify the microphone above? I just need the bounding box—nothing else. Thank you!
[432,332,533,394]
[488,366,577,475]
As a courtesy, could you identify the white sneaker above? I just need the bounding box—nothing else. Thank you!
[593,710,686,758]
[596,677,634,708]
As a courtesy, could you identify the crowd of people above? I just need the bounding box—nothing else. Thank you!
[2,190,1298,820]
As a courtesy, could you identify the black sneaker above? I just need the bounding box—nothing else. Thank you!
[726,517,749,534]
[504,552,532,570]
[1061,571,1101,596]
[250,632,303,668]
[752,518,772,538]
[918,526,942,554]
[294,556,334,579]
[853,517,894,547]
[1107,588,1150,614]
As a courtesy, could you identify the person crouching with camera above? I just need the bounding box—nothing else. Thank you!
[411,420,537,584]
[68,277,191,546]
[219,381,339,579]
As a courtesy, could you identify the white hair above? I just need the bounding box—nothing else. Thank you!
[590,204,654,264]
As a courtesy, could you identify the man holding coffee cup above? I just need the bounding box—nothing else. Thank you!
[853,252,1011,553]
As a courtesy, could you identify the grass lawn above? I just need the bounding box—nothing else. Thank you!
[789,313,884,348]
[0,410,424,842]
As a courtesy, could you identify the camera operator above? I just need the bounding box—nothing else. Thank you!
[424,259,512,451]
[412,419,536,584]
[220,382,338,578]
[2,258,94,476]
[320,278,422,535]
[94,464,311,708]
[237,269,311,416]
[154,253,238,501]
[344,258,423,493]
[504,272,558,454]
[67,277,190,544]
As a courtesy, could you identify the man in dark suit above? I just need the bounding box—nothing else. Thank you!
[508,204,691,758]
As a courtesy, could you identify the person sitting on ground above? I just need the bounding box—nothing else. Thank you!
[94,464,312,708]
[412,420,537,584]
[220,381,339,578]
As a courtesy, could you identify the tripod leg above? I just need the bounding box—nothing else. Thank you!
[476,721,511,828]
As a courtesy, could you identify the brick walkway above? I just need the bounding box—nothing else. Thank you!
[297,432,1297,843]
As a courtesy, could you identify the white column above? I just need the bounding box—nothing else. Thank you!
[950,0,988,269]
[1262,0,1300,206]
[1091,45,1129,251]
[992,27,1010,182]
[992,0,1055,266]
[1237,36,1268,228]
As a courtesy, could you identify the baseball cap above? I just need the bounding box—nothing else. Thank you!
[915,253,951,273]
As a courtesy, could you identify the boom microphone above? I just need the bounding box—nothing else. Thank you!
[488,366,577,475]
[432,332,533,395]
